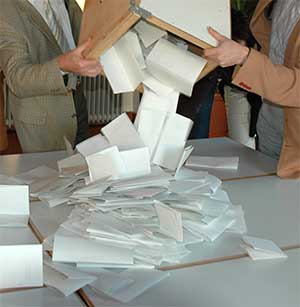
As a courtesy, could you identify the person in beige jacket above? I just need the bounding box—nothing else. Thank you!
[204,0,300,179]
[0,0,102,153]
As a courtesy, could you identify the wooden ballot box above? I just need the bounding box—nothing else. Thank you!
[79,0,231,88]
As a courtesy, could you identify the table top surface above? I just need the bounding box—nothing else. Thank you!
[83,249,300,307]
[188,138,278,180]
[0,138,277,180]
[0,137,298,307]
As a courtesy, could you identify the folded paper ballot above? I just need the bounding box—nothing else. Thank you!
[43,256,97,296]
[134,20,168,48]
[101,31,144,94]
[76,134,110,158]
[152,113,193,170]
[57,154,88,177]
[86,146,126,182]
[142,71,174,97]
[102,113,145,151]
[186,156,240,170]
[53,228,134,265]
[146,38,207,96]
[0,244,43,290]
[155,201,183,241]
[0,185,29,227]
[242,236,288,261]
[63,136,74,157]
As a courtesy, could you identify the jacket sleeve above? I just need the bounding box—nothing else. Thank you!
[0,21,68,99]
[232,49,300,108]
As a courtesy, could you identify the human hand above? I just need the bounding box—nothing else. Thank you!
[203,27,250,67]
[57,38,103,77]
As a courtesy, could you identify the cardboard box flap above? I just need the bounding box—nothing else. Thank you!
[79,0,141,59]
[79,0,231,59]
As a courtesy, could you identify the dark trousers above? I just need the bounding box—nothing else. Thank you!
[177,71,219,139]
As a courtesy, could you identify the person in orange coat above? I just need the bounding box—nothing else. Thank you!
[204,0,300,179]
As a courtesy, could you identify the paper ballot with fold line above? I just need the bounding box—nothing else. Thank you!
[186,156,239,170]
[242,236,288,260]
[0,185,29,227]
[0,244,43,290]
[146,38,207,96]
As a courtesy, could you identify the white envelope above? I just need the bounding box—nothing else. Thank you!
[64,136,74,156]
[0,185,29,227]
[146,38,207,96]
[102,113,145,150]
[86,146,126,182]
[0,244,43,290]
[76,134,110,158]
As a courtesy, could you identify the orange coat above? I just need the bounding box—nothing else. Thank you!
[233,0,300,179]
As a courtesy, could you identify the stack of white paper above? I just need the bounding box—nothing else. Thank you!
[0,244,43,290]
[0,185,29,227]
[242,236,288,260]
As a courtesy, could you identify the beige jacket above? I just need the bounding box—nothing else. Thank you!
[233,0,300,179]
[0,0,82,152]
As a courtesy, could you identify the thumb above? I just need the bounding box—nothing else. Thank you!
[75,37,93,55]
[207,27,226,43]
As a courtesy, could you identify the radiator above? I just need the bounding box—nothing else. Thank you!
[81,75,123,124]
[4,75,123,127]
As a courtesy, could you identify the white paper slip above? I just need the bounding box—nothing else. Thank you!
[76,134,110,158]
[110,269,170,303]
[43,256,97,296]
[186,156,239,170]
[152,113,193,170]
[134,20,167,48]
[86,268,134,296]
[0,185,29,227]
[102,113,145,151]
[155,201,183,241]
[135,87,179,130]
[142,71,174,97]
[0,244,43,290]
[120,147,151,178]
[64,136,74,156]
[101,32,144,94]
[175,145,194,176]
[146,38,207,96]
[125,31,146,69]
[43,264,96,296]
[52,229,134,265]
[57,154,87,176]
[242,236,288,261]
[86,146,126,182]
[136,109,167,158]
